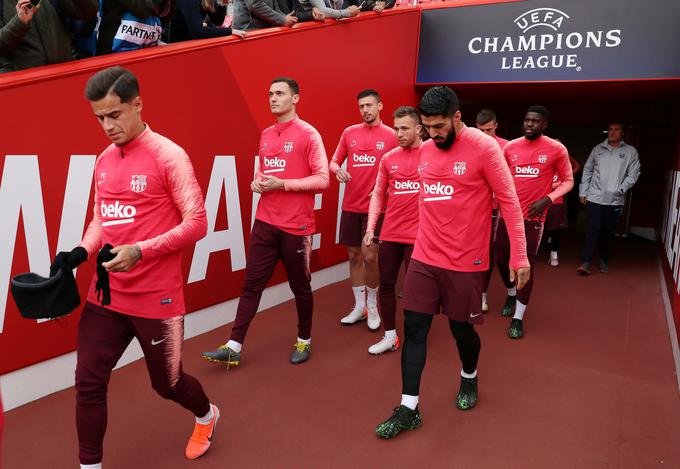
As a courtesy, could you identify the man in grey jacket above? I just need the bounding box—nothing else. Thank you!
[578,122,641,274]
[1,0,97,72]
[233,0,298,31]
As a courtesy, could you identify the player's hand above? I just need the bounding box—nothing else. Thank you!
[251,179,264,193]
[259,175,285,192]
[17,0,40,24]
[527,196,552,219]
[347,5,361,16]
[373,1,385,12]
[102,244,142,273]
[232,29,247,38]
[283,13,298,26]
[335,168,352,183]
[580,196,587,205]
[510,266,531,290]
[312,7,325,20]
[362,230,374,247]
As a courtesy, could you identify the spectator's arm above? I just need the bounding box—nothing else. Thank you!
[178,0,232,38]
[578,148,596,198]
[0,15,31,55]
[246,0,287,25]
[309,0,351,19]
[619,150,641,194]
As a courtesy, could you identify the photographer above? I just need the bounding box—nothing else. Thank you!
[0,0,98,73]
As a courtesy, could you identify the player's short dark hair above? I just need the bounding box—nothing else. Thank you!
[476,109,497,125]
[393,106,421,124]
[85,66,139,103]
[271,77,299,95]
[418,86,459,118]
[526,105,550,120]
[357,89,381,102]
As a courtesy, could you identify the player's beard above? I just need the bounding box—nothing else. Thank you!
[434,127,456,150]
[524,130,543,141]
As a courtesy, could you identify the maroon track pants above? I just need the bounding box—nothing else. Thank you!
[494,218,544,306]
[378,241,413,331]
[230,220,313,344]
[75,302,210,465]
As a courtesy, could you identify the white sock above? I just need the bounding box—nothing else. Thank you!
[385,329,397,340]
[297,337,311,345]
[366,286,378,307]
[507,287,517,296]
[513,301,527,320]
[482,292,487,302]
[461,369,477,379]
[353,286,366,310]
[81,464,102,469]
[196,405,214,424]
[550,250,558,259]
[400,394,419,410]
[226,340,242,353]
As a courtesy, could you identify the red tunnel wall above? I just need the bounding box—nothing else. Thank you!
[0,9,421,374]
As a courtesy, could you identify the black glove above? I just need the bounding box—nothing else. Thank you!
[50,247,88,276]
[95,244,115,306]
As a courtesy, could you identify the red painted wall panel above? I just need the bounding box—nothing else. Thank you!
[0,10,421,374]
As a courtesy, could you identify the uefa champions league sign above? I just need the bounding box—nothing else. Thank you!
[416,0,680,83]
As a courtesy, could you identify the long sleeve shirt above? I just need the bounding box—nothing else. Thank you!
[552,155,580,205]
[503,135,574,220]
[254,116,329,235]
[579,139,641,206]
[168,0,231,42]
[413,125,529,272]
[367,142,421,245]
[330,121,398,213]
[1,0,97,72]
[80,126,208,319]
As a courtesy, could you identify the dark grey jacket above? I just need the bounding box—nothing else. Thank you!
[0,0,98,72]
[232,0,286,31]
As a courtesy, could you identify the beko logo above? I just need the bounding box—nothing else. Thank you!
[515,166,540,178]
[394,180,420,194]
[353,153,376,167]
[467,7,622,72]
[101,201,136,226]
[263,156,286,173]
[423,182,454,201]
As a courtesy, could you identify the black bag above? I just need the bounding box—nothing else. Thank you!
[10,268,81,319]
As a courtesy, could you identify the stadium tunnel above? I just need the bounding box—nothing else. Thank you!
[2,0,680,467]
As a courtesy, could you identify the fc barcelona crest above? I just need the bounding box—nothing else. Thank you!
[284,141,294,153]
[538,155,547,164]
[376,141,385,150]
[453,161,466,176]
[130,175,147,193]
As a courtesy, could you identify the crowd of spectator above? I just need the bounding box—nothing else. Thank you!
[0,0,449,73]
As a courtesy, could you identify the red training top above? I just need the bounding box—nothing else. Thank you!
[80,126,207,319]
[367,141,422,245]
[255,116,330,235]
[329,121,398,213]
[503,135,574,220]
[413,125,529,271]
